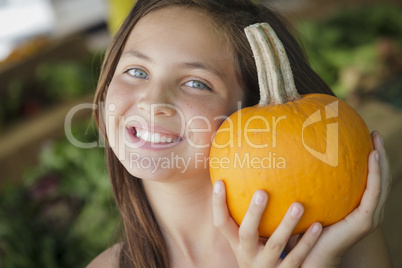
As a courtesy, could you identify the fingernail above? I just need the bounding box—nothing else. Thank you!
[311,223,321,234]
[291,206,301,217]
[375,151,379,162]
[214,181,222,194]
[254,192,265,205]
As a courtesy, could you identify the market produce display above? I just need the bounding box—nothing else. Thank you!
[0,4,400,267]
[0,120,118,267]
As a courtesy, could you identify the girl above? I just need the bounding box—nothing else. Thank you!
[89,0,392,267]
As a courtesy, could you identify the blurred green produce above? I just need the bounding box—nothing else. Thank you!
[298,4,402,100]
[0,52,102,128]
[0,120,119,268]
[37,60,94,101]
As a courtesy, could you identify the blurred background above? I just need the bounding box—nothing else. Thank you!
[0,0,401,267]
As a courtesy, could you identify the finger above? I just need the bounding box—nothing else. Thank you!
[260,203,304,266]
[212,180,241,246]
[238,190,268,255]
[325,150,384,248]
[358,150,381,221]
[280,222,322,268]
[371,131,392,219]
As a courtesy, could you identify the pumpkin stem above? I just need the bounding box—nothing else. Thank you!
[245,23,301,105]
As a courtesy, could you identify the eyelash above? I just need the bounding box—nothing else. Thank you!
[184,80,212,91]
[125,68,213,91]
[126,68,149,79]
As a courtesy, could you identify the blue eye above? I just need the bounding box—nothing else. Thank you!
[185,80,211,90]
[127,68,149,79]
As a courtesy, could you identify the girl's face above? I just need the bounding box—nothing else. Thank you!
[105,7,243,181]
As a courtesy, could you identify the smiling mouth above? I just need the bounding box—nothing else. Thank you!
[129,127,183,144]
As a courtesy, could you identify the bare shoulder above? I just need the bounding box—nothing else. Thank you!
[87,243,121,268]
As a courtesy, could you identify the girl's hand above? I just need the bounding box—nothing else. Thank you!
[213,182,322,267]
[299,130,392,267]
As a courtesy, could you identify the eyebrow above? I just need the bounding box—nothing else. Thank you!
[121,50,224,78]
[121,50,152,62]
[178,62,224,78]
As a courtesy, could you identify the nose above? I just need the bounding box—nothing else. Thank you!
[136,82,176,117]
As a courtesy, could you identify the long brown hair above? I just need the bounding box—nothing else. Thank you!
[93,0,334,267]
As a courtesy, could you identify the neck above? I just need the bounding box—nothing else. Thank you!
[141,174,225,264]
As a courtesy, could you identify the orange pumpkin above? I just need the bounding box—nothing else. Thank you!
[209,23,373,237]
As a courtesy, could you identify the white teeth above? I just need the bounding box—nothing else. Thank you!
[135,129,181,144]
[152,133,160,143]
[142,131,150,142]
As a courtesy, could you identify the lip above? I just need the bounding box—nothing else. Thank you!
[126,124,184,150]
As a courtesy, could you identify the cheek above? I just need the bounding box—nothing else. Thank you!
[104,90,129,145]
[105,77,135,112]
[104,98,120,139]
[185,106,228,147]
[105,82,135,127]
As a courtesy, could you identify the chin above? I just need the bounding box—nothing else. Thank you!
[121,160,181,181]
